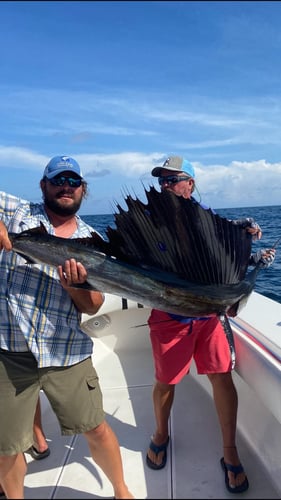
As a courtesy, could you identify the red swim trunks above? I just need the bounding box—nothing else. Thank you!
[148,310,234,384]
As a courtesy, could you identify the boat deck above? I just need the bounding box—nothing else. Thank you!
[23,296,281,499]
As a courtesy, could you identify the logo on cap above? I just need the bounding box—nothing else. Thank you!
[163,158,171,167]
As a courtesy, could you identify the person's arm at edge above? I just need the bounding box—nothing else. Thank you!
[0,220,12,251]
[64,287,104,316]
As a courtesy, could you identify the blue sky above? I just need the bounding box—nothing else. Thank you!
[1,1,281,215]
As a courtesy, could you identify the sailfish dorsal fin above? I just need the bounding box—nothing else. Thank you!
[104,187,252,286]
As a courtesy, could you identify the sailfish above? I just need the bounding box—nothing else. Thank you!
[9,186,260,318]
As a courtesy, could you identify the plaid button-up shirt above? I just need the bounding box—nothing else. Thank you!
[0,191,98,368]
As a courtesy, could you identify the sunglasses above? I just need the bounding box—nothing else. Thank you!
[48,176,82,188]
[158,175,190,186]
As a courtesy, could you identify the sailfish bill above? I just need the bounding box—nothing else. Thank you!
[8,187,260,317]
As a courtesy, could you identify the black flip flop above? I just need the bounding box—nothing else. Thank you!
[25,445,50,460]
[146,436,170,470]
[220,457,249,493]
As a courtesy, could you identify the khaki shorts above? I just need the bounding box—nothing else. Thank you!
[0,349,105,455]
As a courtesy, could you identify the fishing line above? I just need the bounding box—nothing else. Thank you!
[272,237,281,249]
[194,183,202,203]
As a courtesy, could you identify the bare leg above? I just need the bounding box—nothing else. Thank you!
[208,372,247,489]
[0,397,48,498]
[0,453,26,499]
[146,381,175,467]
[84,420,133,499]
[32,397,49,453]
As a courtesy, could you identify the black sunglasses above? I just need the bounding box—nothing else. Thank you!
[48,176,82,188]
[158,175,190,186]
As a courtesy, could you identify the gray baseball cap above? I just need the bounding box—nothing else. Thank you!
[151,156,195,178]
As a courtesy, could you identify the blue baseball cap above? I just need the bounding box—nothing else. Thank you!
[43,155,83,179]
[151,156,195,178]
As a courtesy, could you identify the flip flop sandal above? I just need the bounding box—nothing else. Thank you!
[146,436,170,470]
[25,446,50,460]
[220,457,249,493]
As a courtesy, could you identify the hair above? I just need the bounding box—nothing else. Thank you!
[81,180,88,199]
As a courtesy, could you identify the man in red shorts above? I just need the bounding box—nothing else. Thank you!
[146,156,275,494]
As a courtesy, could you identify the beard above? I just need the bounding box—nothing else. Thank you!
[43,191,83,216]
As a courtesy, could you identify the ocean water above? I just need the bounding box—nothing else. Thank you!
[81,204,281,305]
